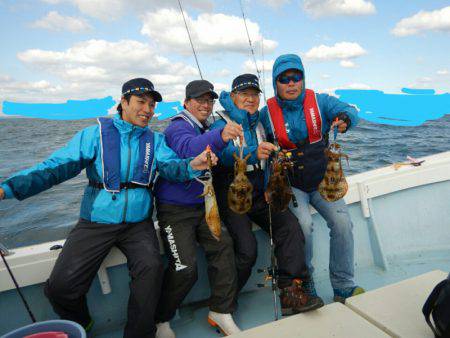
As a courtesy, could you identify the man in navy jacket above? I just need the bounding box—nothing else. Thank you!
[154,80,243,337]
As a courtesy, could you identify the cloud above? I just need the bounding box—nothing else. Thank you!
[303,0,376,18]
[44,0,214,21]
[340,60,357,68]
[243,59,274,73]
[216,69,231,77]
[304,42,367,61]
[140,9,277,54]
[437,69,449,75]
[31,11,91,32]
[321,74,331,79]
[15,39,199,102]
[262,0,291,8]
[391,6,450,37]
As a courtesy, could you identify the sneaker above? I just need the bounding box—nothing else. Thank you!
[302,278,318,297]
[333,286,365,304]
[156,322,176,338]
[279,279,324,316]
[207,311,241,335]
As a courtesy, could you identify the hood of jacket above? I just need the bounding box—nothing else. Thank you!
[272,54,306,111]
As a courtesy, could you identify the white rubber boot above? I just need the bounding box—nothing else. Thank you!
[156,321,176,338]
[207,311,241,336]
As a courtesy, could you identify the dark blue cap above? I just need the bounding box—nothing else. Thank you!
[231,73,261,92]
[122,78,162,102]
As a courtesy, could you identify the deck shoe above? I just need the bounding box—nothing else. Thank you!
[207,311,241,335]
[156,321,176,338]
[333,286,365,304]
[302,278,318,297]
[279,279,324,316]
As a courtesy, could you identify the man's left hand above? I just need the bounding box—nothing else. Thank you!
[331,119,348,133]
[190,149,218,170]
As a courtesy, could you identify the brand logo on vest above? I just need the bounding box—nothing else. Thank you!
[165,225,188,271]
[309,108,319,135]
[143,142,151,173]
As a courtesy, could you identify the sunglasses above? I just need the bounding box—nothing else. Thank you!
[277,74,303,84]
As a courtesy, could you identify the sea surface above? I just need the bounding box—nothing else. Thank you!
[1,115,449,248]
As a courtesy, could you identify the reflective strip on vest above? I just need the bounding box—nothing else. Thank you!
[267,89,322,148]
[97,117,154,192]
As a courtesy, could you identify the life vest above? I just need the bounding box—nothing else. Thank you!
[266,90,328,192]
[97,117,155,193]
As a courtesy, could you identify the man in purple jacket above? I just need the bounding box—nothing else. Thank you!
[154,80,243,338]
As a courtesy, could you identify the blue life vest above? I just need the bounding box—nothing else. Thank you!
[97,117,155,192]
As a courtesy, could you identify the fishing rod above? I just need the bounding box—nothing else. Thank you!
[0,242,36,323]
[267,203,279,321]
[176,0,204,79]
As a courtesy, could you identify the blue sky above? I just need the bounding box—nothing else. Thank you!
[0,0,449,114]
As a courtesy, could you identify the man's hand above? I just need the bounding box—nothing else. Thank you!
[0,188,4,200]
[221,122,244,142]
[331,119,348,133]
[190,149,218,170]
[257,142,278,160]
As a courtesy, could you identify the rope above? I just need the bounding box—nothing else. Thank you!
[176,0,203,79]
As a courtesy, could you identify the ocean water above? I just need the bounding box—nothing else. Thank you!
[1,115,449,248]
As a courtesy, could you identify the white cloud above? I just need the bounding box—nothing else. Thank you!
[31,11,91,32]
[321,74,331,79]
[45,0,214,21]
[262,0,291,8]
[303,0,376,18]
[304,42,367,61]
[340,60,357,68]
[321,82,371,94]
[15,39,199,102]
[391,6,450,37]
[140,9,277,54]
[216,69,231,77]
[243,59,274,73]
[437,69,449,75]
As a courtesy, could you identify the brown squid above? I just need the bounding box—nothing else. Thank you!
[228,139,253,214]
[265,153,293,213]
[318,143,349,202]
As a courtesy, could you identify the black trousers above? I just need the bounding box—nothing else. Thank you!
[44,218,163,338]
[215,176,310,290]
[155,203,237,323]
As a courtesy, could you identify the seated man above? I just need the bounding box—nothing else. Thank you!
[211,73,324,316]
[260,54,364,303]
[154,80,243,337]
[0,78,216,338]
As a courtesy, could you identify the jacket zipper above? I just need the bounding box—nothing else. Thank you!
[122,128,133,223]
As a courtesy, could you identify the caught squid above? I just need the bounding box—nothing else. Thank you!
[265,153,293,213]
[196,146,221,241]
[318,143,349,202]
[228,139,253,214]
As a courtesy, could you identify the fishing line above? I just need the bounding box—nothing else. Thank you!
[0,244,36,323]
[176,0,204,79]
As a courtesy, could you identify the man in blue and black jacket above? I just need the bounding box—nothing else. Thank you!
[261,54,364,303]
[211,74,324,316]
[0,78,216,338]
[154,80,243,337]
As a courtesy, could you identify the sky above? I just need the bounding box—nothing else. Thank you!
[0,0,449,114]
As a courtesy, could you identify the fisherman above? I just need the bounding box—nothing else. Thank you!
[0,78,217,338]
[260,54,364,303]
[211,73,324,315]
[153,79,243,337]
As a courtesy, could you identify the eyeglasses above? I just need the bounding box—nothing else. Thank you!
[277,74,303,84]
[194,98,215,105]
[237,91,260,99]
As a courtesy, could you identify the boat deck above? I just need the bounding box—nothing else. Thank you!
[95,252,449,338]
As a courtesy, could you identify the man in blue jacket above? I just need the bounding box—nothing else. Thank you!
[211,74,324,316]
[0,78,216,338]
[154,80,243,337]
[260,54,364,303]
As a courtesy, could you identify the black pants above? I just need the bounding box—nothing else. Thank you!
[44,218,163,338]
[216,176,309,290]
[155,203,237,323]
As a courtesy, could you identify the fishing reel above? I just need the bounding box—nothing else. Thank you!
[256,267,280,288]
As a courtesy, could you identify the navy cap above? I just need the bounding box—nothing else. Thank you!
[122,78,162,102]
[185,80,219,99]
[231,73,261,93]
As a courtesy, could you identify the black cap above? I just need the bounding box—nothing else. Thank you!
[122,78,162,102]
[185,80,218,99]
[231,73,261,93]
